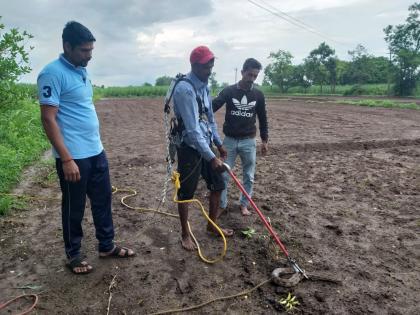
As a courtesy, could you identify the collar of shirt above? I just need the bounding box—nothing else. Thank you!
[59,54,87,74]
[236,81,254,91]
[187,71,209,95]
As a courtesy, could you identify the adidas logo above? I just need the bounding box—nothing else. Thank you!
[231,95,255,117]
[232,95,256,111]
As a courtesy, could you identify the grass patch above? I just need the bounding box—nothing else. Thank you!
[339,99,420,110]
[0,100,49,215]
[21,82,420,99]
[35,157,57,188]
[94,86,167,99]
[260,83,393,96]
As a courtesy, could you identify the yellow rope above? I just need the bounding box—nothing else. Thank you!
[170,171,227,264]
[147,278,272,315]
[111,186,178,218]
[2,173,227,264]
[112,171,227,264]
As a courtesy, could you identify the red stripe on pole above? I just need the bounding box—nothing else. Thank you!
[226,168,290,257]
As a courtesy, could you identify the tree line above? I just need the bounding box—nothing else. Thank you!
[262,43,391,94]
[261,3,419,96]
[155,3,419,97]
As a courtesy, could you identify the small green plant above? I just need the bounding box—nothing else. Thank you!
[279,292,299,312]
[0,195,13,215]
[241,227,256,238]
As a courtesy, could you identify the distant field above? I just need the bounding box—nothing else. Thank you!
[18,83,420,100]
[94,83,420,98]
[260,83,420,97]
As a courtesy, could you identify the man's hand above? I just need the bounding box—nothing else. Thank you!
[62,160,81,182]
[210,157,226,173]
[217,145,227,160]
[261,141,268,156]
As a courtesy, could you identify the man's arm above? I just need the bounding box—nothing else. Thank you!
[40,105,80,182]
[256,92,269,155]
[207,94,227,161]
[173,83,216,162]
[207,93,223,147]
[212,88,227,113]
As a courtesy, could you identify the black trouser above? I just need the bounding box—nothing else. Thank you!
[176,144,225,200]
[56,150,114,260]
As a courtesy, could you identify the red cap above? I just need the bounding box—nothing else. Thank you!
[190,46,215,64]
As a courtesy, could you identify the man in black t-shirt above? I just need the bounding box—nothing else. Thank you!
[213,58,268,216]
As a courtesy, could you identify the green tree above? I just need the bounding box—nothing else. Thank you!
[264,50,294,93]
[305,42,336,93]
[304,57,327,93]
[325,56,338,93]
[336,59,350,85]
[155,75,173,86]
[0,17,33,107]
[346,44,372,84]
[290,64,312,93]
[384,3,420,96]
[367,56,391,83]
[220,82,229,89]
[341,45,391,85]
[209,72,218,93]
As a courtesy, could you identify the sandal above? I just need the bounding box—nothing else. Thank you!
[67,257,93,275]
[99,245,135,258]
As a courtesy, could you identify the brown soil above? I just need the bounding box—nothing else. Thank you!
[1,97,419,314]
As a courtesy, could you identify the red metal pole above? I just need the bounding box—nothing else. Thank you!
[225,166,290,257]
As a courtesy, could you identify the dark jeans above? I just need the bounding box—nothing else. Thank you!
[56,150,114,260]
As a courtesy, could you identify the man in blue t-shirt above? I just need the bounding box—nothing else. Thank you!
[38,21,134,274]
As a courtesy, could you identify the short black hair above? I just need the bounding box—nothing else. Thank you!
[242,58,262,71]
[62,21,96,48]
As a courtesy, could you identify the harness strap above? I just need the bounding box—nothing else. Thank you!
[165,74,208,136]
[164,74,206,114]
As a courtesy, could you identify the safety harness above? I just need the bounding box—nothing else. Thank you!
[164,73,208,163]
[161,74,228,263]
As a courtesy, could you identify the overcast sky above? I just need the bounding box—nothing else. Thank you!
[1,0,414,86]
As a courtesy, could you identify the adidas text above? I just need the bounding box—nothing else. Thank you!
[231,110,254,117]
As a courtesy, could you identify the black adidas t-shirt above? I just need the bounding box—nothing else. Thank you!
[212,84,268,141]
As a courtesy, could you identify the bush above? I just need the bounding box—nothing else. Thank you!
[343,84,365,96]
[0,18,33,108]
[0,100,50,214]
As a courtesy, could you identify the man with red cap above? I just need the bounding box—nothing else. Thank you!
[173,46,233,251]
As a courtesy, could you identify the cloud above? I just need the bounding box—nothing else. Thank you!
[0,0,414,86]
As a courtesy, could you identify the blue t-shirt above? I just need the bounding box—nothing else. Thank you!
[37,54,103,159]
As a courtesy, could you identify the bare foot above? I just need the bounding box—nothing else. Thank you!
[181,235,197,251]
[207,225,234,237]
[240,205,252,216]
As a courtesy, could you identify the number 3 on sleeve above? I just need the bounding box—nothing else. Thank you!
[42,86,52,98]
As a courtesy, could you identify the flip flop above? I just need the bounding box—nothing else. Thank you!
[66,257,93,275]
[99,245,135,258]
